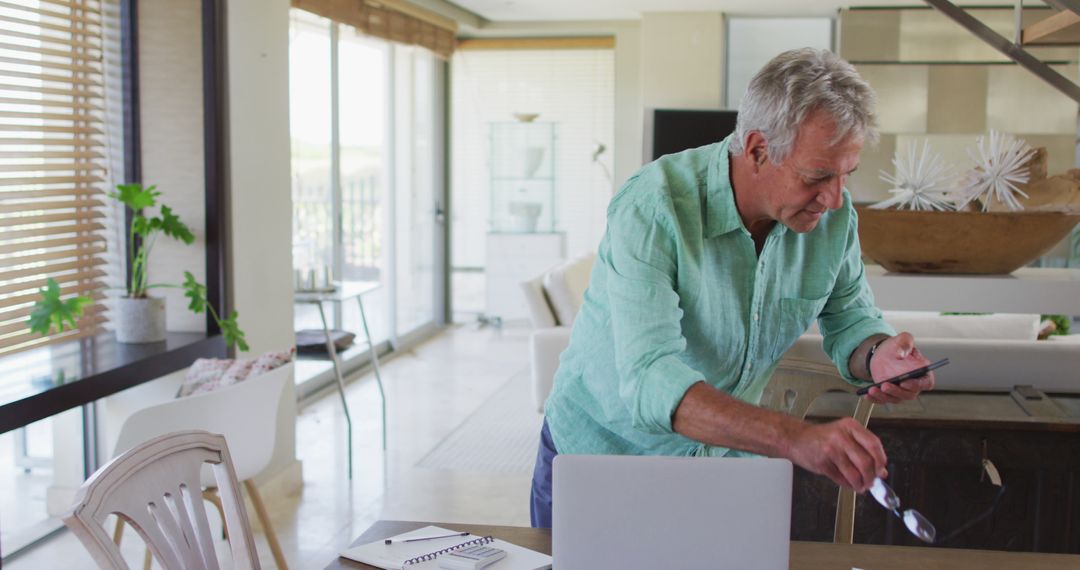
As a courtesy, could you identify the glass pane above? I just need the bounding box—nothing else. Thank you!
[338,29,389,344]
[290,9,334,333]
[0,354,85,554]
[726,18,833,109]
[395,46,437,335]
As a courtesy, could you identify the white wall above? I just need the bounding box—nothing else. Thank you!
[618,13,734,184]
[640,12,725,163]
[613,22,642,189]
[226,0,298,481]
[140,0,206,332]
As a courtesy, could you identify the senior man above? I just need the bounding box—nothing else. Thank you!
[530,48,937,528]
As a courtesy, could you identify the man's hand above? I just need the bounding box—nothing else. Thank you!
[786,417,887,492]
[863,332,935,405]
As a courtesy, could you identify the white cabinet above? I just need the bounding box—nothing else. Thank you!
[486,232,565,322]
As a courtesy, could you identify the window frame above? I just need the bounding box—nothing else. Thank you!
[0,0,230,437]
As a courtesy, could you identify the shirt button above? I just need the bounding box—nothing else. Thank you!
[753,312,760,321]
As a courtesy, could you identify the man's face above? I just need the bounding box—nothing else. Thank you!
[756,110,863,233]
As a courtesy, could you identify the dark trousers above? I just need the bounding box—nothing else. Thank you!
[529,418,558,528]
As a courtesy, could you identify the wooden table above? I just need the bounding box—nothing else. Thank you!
[325,520,1080,569]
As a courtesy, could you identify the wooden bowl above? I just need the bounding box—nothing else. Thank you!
[855,206,1080,274]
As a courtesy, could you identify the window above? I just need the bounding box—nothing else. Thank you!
[0,0,112,355]
[289,8,445,391]
[0,0,120,558]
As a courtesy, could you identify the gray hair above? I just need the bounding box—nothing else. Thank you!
[728,48,878,163]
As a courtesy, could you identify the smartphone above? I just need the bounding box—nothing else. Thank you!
[855,357,950,396]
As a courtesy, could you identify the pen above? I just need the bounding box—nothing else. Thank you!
[385,532,470,545]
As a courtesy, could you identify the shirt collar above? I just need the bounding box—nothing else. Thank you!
[705,135,788,240]
[705,135,749,238]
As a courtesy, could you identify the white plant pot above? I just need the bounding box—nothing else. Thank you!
[115,296,167,343]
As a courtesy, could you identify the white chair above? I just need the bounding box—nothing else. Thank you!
[64,430,260,570]
[520,252,595,412]
[109,363,293,569]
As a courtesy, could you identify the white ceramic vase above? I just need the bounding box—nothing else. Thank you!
[115,296,167,343]
[523,147,546,178]
[507,201,543,233]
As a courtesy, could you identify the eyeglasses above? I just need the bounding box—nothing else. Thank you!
[868,458,1006,545]
[869,477,937,543]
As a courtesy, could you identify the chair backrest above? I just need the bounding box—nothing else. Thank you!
[64,430,260,570]
[114,363,292,484]
[761,357,874,544]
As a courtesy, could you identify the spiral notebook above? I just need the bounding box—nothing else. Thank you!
[339,525,552,570]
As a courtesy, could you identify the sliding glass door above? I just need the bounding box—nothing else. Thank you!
[393,46,441,338]
[289,10,445,390]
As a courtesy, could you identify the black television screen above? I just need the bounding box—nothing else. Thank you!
[652,109,738,161]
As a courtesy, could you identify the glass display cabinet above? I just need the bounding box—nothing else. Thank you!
[489,121,557,233]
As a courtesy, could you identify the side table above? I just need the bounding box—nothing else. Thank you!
[295,281,387,479]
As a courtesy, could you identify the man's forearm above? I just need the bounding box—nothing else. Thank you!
[847,333,891,381]
[671,381,805,458]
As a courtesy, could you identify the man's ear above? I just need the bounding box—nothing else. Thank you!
[744,131,769,170]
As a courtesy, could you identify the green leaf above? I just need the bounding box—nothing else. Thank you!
[219,311,249,352]
[159,205,195,245]
[108,183,159,211]
[182,271,207,313]
[131,213,151,238]
[27,278,92,336]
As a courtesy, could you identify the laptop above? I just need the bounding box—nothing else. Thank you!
[552,454,792,570]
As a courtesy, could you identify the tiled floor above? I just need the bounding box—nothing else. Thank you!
[7,322,536,569]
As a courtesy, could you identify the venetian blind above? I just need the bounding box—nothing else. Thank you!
[292,0,457,58]
[0,0,108,355]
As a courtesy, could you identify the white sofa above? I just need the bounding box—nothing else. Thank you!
[522,254,1080,410]
[520,252,595,412]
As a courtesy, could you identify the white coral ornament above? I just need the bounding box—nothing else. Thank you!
[871,140,955,211]
[953,130,1035,212]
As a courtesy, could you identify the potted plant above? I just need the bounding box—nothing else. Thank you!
[28,183,248,351]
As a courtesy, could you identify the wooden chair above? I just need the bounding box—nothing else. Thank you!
[760,357,875,544]
[63,430,260,569]
[108,363,293,569]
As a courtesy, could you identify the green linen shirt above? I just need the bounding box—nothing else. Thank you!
[544,135,894,458]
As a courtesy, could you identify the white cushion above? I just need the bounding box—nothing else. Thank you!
[542,252,595,326]
[520,272,557,328]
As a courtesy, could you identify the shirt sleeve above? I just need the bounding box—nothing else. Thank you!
[819,202,896,382]
[603,193,705,435]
